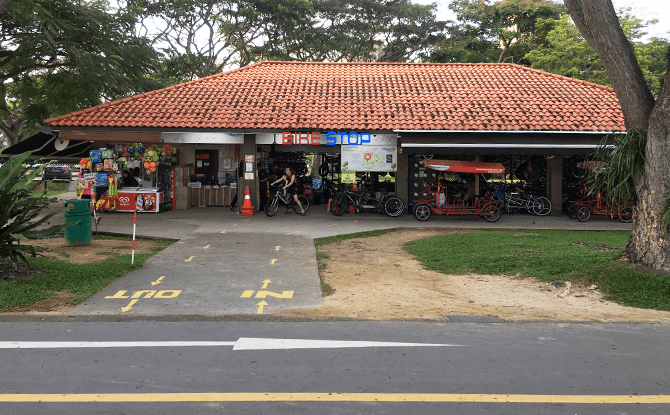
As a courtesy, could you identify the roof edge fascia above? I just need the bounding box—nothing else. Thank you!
[395,129,626,135]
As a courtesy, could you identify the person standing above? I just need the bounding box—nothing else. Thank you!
[258,164,269,211]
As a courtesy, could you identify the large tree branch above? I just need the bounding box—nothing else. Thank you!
[564,0,655,132]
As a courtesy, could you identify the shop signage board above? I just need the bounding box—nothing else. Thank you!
[340,172,356,184]
[161,132,244,144]
[341,145,397,172]
[276,131,396,146]
[117,191,161,213]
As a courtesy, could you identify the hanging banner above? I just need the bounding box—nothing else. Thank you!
[341,145,397,172]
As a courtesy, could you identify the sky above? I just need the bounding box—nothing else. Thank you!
[424,0,670,40]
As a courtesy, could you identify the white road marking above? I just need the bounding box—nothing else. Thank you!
[0,338,463,351]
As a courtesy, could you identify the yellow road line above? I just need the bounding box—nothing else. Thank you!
[1,393,668,403]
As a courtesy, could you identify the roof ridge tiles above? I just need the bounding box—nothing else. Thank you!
[504,63,615,92]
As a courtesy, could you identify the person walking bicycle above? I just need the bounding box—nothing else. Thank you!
[270,167,306,216]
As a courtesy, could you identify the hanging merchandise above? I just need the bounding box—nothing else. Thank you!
[90,150,102,163]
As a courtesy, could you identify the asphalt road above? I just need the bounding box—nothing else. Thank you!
[1,321,668,414]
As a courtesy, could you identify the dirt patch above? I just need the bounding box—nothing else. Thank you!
[1,237,165,314]
[276,229,670,323]
[26,237,164,264]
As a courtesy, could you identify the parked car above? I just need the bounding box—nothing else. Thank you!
[43,163,72,180]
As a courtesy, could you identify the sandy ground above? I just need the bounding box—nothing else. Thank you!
[276,229,670,323]
[5,230,670,322]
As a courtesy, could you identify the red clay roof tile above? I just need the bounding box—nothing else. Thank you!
[44,61,625,132]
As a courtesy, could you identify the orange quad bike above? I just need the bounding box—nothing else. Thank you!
[412,159,504,222]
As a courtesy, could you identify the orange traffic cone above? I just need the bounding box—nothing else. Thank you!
[241,186,254,216]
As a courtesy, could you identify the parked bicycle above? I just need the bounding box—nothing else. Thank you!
[494,184,551,216]
[330,186,405,217]
[265,185,310,217]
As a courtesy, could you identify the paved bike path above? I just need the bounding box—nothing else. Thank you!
[70,231,323,316]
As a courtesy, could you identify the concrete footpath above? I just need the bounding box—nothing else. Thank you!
[53,193,631,318]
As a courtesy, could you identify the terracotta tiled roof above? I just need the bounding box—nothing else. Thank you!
[44,61,625,132]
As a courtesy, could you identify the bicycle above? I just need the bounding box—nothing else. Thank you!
[494,184,551,216]
[265,185,310,217]
[330,186,405,217]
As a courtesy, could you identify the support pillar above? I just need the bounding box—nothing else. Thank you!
[547,155,562,217]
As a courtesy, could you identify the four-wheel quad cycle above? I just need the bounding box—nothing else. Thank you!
[567,183,632,223]
[412,159,504,222]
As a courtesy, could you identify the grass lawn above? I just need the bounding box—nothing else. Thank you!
[404,229,670,311]
[0,236,173,309]
[31,180,71,197]
[314,229,396,246]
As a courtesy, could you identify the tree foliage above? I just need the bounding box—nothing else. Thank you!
[0,0,160,146]
[136,0,447,83]
[0,152,73,271]
[427,0,564,64]
[526,11,669,97]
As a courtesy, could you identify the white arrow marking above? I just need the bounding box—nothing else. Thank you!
[0,338,463,350]
[231,338,463,350]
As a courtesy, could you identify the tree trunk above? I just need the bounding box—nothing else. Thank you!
[565,0,670,273]
[626,71,670,273]
[564,0,655,132]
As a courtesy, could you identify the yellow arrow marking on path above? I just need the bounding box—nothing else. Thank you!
[151,276,165,286]
[275,246,281,251]
[232,224,237,227]
[105,291,129,299]
[255,290,294,299]
[221,230,226,234]
[203,245,210,249]
[270,259,277,265]
[243,219,250,222]
[121,300,138,313]
[287,231,301,235]
[261,279,271,289]
[256,301,268,314]
[185,256,195,262]
[240,290,255,298]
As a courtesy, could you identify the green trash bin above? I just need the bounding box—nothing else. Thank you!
[64,200,92,246]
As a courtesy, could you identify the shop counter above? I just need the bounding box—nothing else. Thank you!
[117,188,163,213]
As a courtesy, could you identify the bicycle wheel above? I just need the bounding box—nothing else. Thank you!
[534,197,552,216]
[413,203,431,221]
[293,195,310,213]
[577,206,591,222]
[331,194,348,216]
[481,204,501,222]
[567,204,578,219]
[265,197,279,217]
[384,196,405,217]
[619,204,633,223]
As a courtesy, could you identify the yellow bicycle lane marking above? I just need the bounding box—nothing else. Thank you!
[2,393,669,403]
